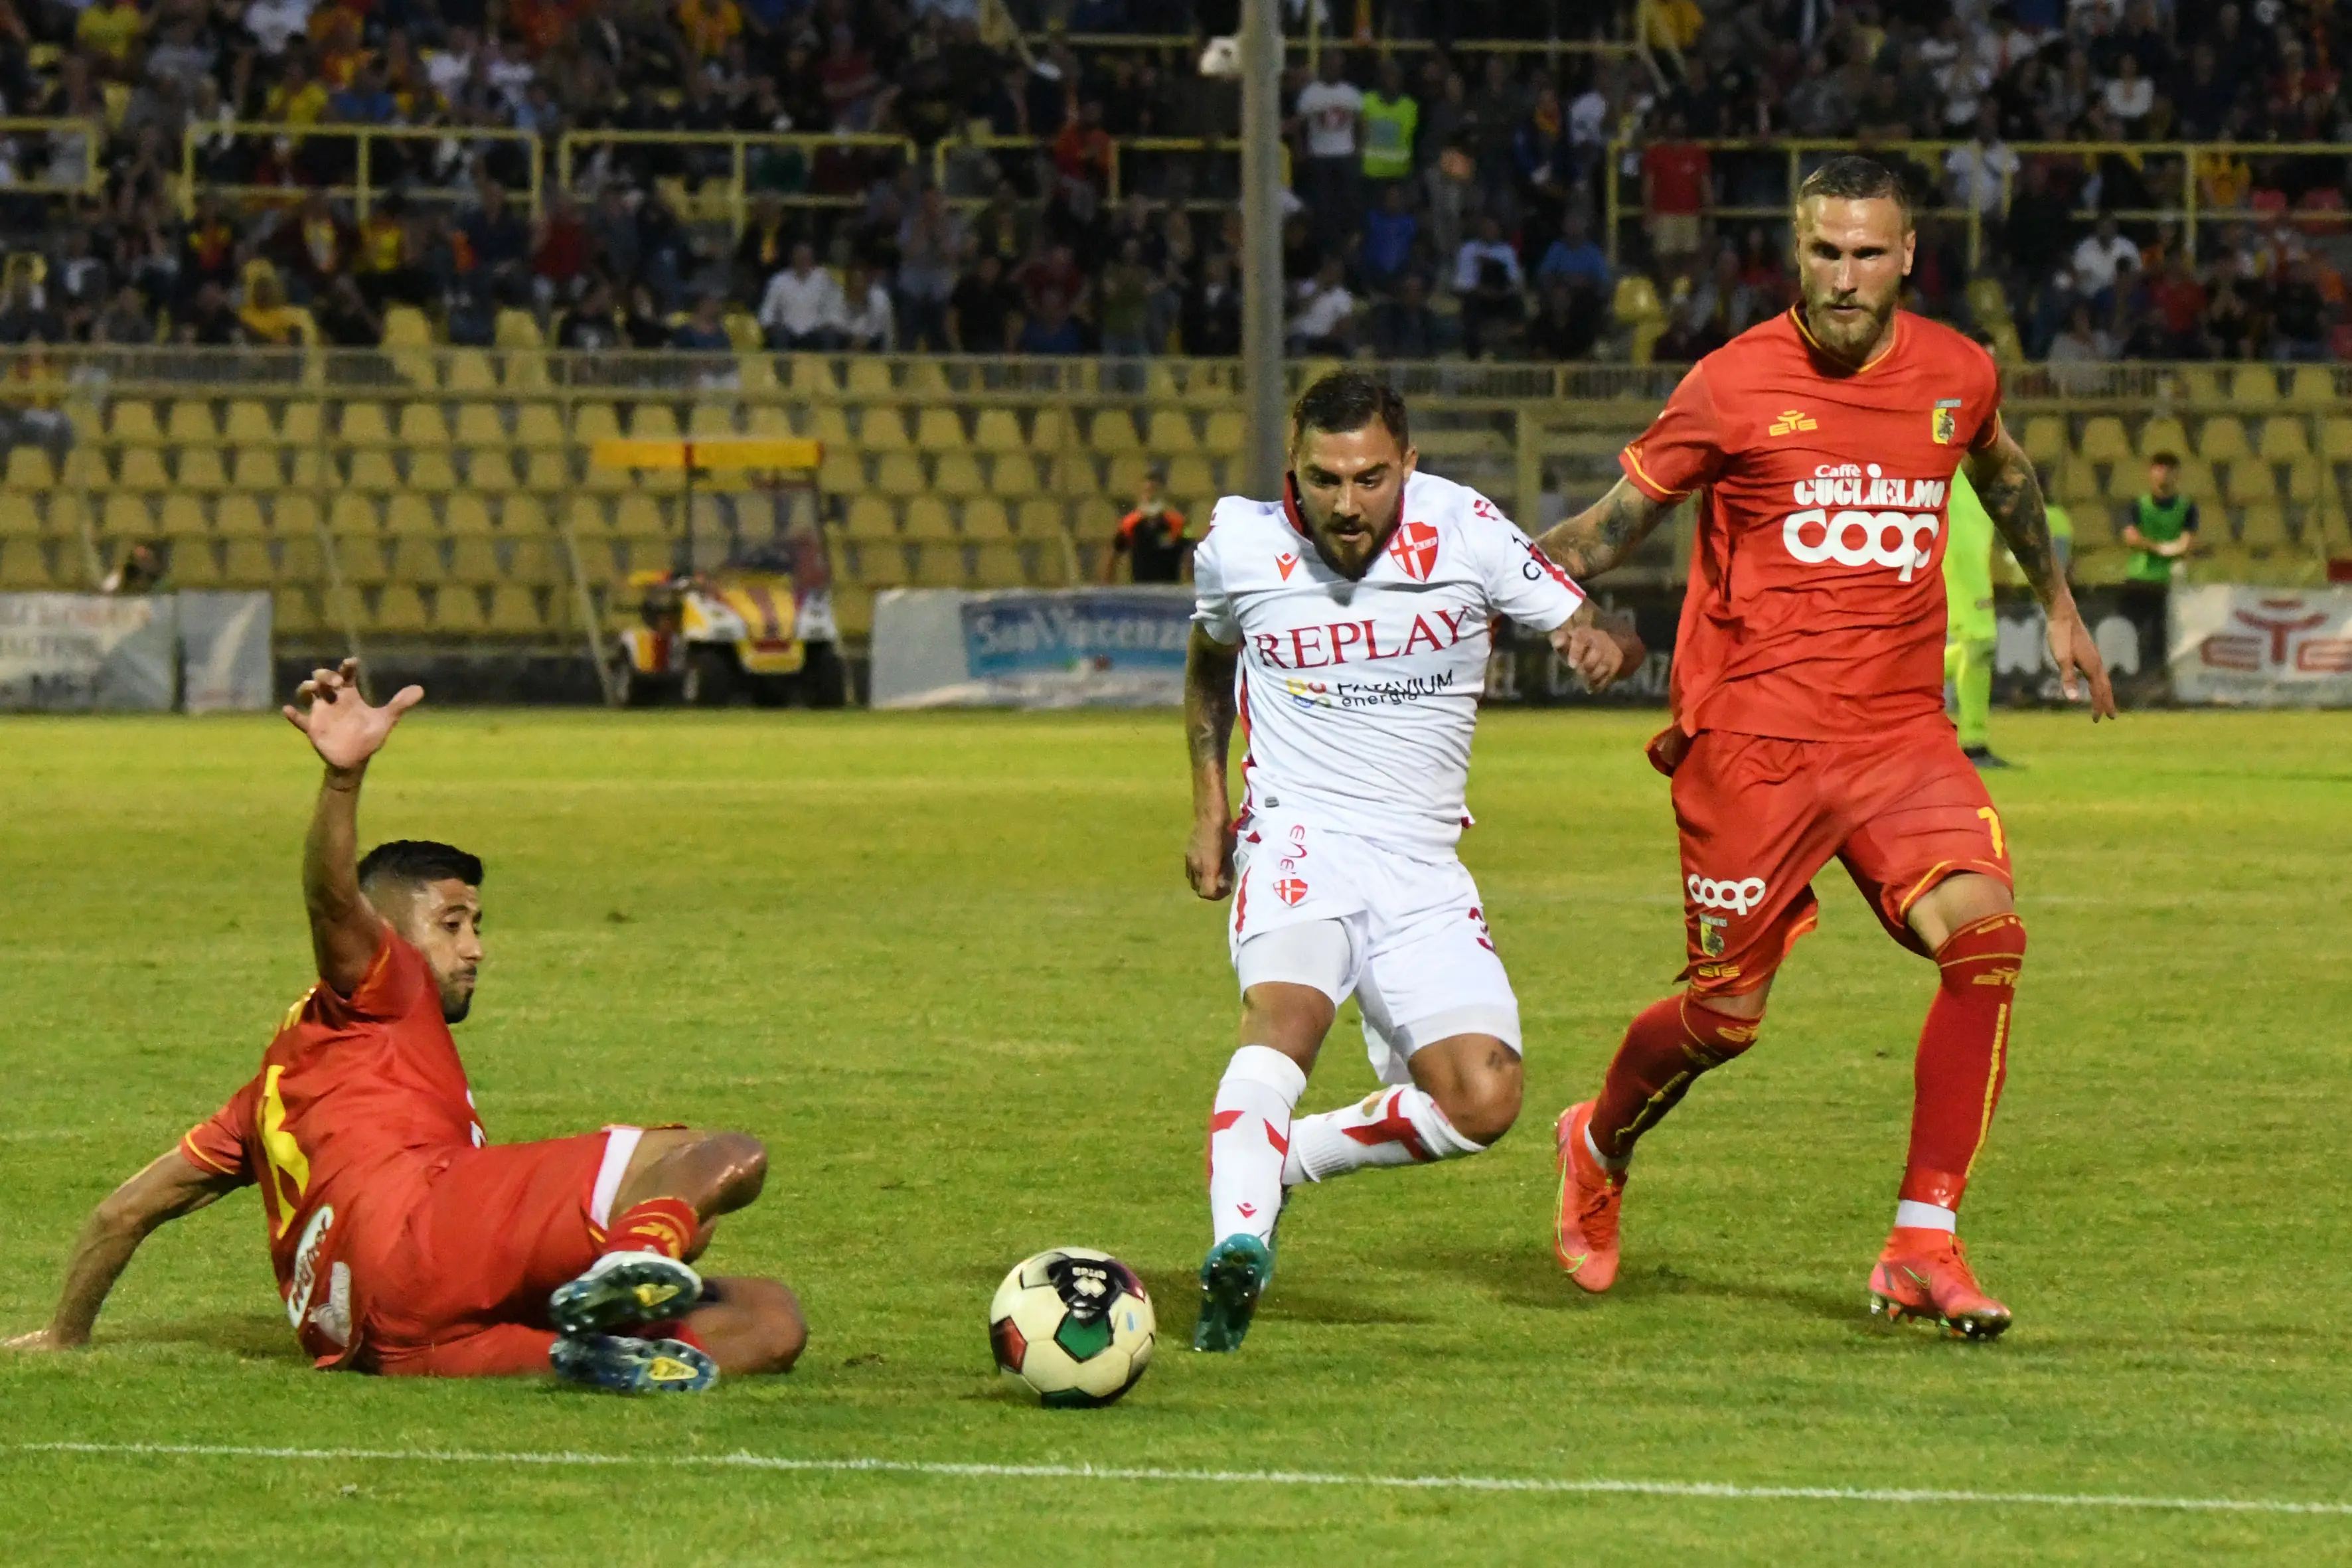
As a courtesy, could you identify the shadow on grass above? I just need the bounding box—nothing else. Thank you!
[1419,1245,1862,1328]
[110,1313,307,1361]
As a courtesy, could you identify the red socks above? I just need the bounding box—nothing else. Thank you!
[1901,912,2027,1211]
[1591,992,1764,1161]
[603,1196,699,1259]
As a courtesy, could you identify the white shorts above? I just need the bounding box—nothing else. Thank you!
[1228,813,1522,1086]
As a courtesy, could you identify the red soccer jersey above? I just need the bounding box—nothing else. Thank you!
[180,931,485,1367]
[1619,307,2003,742]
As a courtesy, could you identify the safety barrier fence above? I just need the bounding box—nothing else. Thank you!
[178,121,546,220]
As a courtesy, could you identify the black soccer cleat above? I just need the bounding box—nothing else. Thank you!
[550,1332,717,1394]
[549,1251,704,1336]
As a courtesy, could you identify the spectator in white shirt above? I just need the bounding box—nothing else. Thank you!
[840,262,896,353]
[426,27,477,103]
[1286,256,1356,355]
[2101,52,2154,123]
[757,242,848,350]
[1291,52,1364,247]
[1452,214,1522,297]
[1942,107,2020,217]
[244,0,314,55]
[2071,215,2140,301]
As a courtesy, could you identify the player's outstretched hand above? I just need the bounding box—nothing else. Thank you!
[2047,601,2118,720]
[1186,815,1237,902]
[283,658,424,771]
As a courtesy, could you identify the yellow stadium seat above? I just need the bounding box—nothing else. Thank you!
[340,402,394,445]
[853,542,909,587]
[911,542,965,588]
[515,404,566,447]
[933,453,985,495]
[809,405,853,449]
[384,493,438,536]
[747,405,794,440]
[2198,417,2253,464]
[230,447,283,490]
[1144,409,1198,452]
[960,498,1012,540]
[329,494,380,537]
[116,447,170,489]
[1166,455,1217,499]
[2230,366,2282,409]
[612,494,669,538]
[571,403,622,445]
[170,540,223,587]
[287,448,325,488]
[2175,366,2227,408]
[2225,461,2277,505]
[59,447,107,487]
[280,402,322,443]
[0,493,37,534]
[2077,416,2132,465]
[844,358,894,397]
[903,359,951,399]
[393,533,449,583]
[988,455,1042,498]
[2288,366,2335,408]
[447,349,497,393]
[860,406,913,451]
[817,449,863,495]
[1016,499,1067,538]
[443,493,497,536]
[157,494,208,538]
[4,446,52,488]
[98,491,149,538]
[166,400,217,442]
[2285,456,2321,502]
[338,532,393,584]
[507,536,562,585]
[502,495,550,534]
[405,451,457,492]
[843,496,898,540]
[2258,418,2313,462]
[523,451,570,491]
[0,535,51,589]
[2020,416,2067,467]
[467,449,518,491]
[1051,456,1099,499]
[902,497,957,541]
[395,403,447,447]
[830,585,872,639]
[1203,409,1246,454]
[738,353,778,392]
[2137,417,2189,461]
[1105,455,1151,501]
[368,584,430,633]
[1089,410,1142,453]
[215,494,268,536]
[454,404,505,445]
[1029,408,1071,451]
[974,409,1025,454]
[487,586,546,635]
[972,542,1025,587]
[223,400,276,441]
[178,448,229,491]
[221,536,274,586]
[915,408,965,450]
[109,400,160,440]
[2236,503,2294,549]
[688,402,738,439]
[447,535,501,584]
[875,452,926,497]
[276,495,322,536]
[787,355,840,397]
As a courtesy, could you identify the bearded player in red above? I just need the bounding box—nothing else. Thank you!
[1536,158,2115,1339]
[6,661,807,1391]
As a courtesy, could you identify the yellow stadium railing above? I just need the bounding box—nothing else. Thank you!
[1022,33,1637,56]
[554,130,918,230]
[179,121,545,220]
[0,118,108,199]
[1603,138,2352,270]
[935,132,1287,210]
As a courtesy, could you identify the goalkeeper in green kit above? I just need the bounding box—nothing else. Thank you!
[1944,469,2074,769]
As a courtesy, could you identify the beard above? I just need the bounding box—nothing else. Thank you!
[438,981,474,1023]
[1802,285,1898,359]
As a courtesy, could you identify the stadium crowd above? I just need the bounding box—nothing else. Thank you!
[0,0,2347,363]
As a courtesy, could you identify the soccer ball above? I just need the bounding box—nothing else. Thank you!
[988,1247,1155,1408]
[1197,35,1241,79]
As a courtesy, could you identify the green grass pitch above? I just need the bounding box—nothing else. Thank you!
[1,706,2348,1563]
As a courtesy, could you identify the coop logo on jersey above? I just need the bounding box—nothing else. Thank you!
[1932,397,1963,445]
[1781,465,1946,582]
[1387,520,1440,581]
[1687,874,1768,915]
[1768,409,1819,436]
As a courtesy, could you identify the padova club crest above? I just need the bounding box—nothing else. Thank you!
[1387,520,1440,581]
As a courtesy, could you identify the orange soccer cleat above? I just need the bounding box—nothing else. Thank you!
[1868,1227,2012,1341]
[1553,1101,1626,1293]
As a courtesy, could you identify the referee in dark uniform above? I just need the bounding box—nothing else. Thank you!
[1103,463,1193,584]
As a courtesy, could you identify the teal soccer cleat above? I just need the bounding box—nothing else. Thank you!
[550,1332,718,1394]
[1192,1233,1275,1353]
[549,1251,704,1336]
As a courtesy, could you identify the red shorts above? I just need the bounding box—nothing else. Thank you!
[1664,721,2011,998]
[357,1126,643,1377]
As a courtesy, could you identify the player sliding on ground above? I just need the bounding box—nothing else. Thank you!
[1536,157,2116,1340]
[5,661,807,1391]
[1182,370,1640,1352]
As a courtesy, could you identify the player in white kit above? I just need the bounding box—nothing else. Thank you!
[1183,371,1641,1351]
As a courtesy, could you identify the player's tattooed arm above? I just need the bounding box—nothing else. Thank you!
[1184,626,1241,901]
[282,658,422,991]
[1963,428,2119,720]
[1964,428,2061,601]
[1532,477,1678,580]
[5,1148,241,1350]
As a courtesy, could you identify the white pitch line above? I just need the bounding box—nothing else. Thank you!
[18,1443,2352,1519]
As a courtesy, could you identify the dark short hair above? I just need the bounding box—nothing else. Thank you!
[1797,155,1913,228]
[2149,450,2180,468]
[357,840,484,896]
[1289,369,1409,451]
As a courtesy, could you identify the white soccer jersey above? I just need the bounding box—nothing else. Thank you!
[1192,471,1586,854]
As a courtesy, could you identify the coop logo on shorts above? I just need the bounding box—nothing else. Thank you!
[1687,874,1768,915]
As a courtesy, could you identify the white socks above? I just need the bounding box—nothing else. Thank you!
[1283,1085,1486,1186]
[1208,1046,1307,1245]
[1895,1200,1958,1233]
